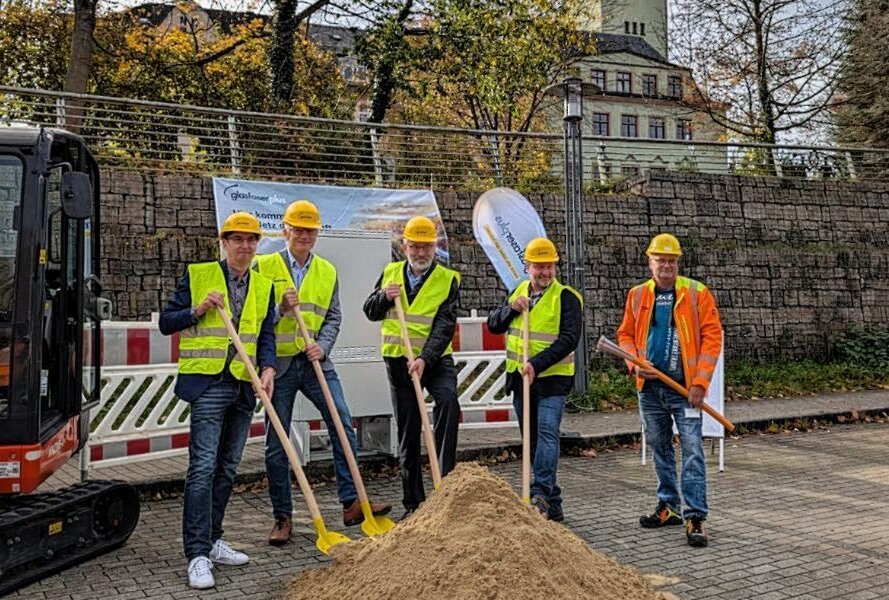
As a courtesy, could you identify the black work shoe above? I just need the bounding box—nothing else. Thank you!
[400,507,417,522]
[639,501,683,528]
[530,495,550,516]
[548,504,564,522]
[686,517,708,547]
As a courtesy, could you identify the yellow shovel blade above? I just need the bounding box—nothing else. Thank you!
[312,517,351,555]
[358,500,396,537]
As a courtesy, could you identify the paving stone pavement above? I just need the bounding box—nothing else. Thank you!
[13,421,889,600]
[43,389,889,490]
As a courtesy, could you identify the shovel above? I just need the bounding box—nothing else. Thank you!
[216,307,350,554]
[520,306,531,504]
[293,307,395,537]
[595,336,735,432]
[393,296,443,490]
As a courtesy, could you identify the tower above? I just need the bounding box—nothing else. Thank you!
[578,0,669,59]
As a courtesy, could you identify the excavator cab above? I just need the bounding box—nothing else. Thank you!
[0,126,138,594]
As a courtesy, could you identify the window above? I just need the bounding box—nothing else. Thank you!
[616,72,632,93]
[641,23,646,35]
[0,155,22,322]
[668,75,682,99]
[621,115,638,137]
[632,22,638,34]
[590,69,606,90]
[621,165,640,176]
[676,119,692,140]
[649,117,666,139]
[642,74,657,96]
[592,113,610,136]
[624,21,630,33]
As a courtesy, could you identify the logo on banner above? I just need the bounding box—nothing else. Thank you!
[222,183,288,206]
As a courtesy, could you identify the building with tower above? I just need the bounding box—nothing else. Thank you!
[574,0,726,179]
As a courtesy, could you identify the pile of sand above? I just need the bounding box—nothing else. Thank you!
[285,463,663,600]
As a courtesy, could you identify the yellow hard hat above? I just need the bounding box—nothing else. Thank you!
[646,233,682,257]
[524,237,559,263]
[220,211,262,238]
[403,216,438,243]
[283,199,322,229]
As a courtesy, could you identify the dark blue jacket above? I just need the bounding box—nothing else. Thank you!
[159,260,278,402]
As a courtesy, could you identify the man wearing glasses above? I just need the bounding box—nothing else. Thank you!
[363,216,461,520]
[617,233,723,548]
[159,212,277,589]
[254,200,391,546]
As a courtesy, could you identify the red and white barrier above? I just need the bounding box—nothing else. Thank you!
[86,311,513,466]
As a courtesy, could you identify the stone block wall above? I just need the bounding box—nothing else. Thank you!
[98,169,889,361]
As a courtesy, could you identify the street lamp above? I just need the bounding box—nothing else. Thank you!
[544,77,600,394]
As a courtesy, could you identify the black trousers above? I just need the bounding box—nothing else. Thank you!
[385,355,461,509]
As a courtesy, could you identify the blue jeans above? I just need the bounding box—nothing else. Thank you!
[265,356,358,516]
[639,382,708,520]
[513,392,566,508]
[182,376,254,560]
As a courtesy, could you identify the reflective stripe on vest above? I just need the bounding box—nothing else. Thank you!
[380,261,460,358]
[505,279,583,378]
[253,252,336,357]
[179,262,273,382]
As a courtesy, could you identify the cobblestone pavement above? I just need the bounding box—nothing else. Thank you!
[15,421,889,600]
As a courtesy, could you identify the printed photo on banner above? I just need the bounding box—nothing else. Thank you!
[212,177,450,262]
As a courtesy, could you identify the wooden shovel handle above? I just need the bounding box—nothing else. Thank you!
[216,308,324,519]
[293,307,372,504]
[596,336,735,432]
[393,296,443,488]
[521,306,531,504]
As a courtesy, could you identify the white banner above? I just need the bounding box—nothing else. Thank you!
[672,344,725,438]
[211,177,448,259]
[472,187,547,291]
[701,347,725,438]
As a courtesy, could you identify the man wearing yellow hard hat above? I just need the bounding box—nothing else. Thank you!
[617,233,723,548]
[253,200,391,545]
[363,216,461,519]
[486,237,582,522]
[159,211,277,589]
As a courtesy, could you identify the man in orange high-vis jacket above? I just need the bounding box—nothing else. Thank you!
[617,233,722,549]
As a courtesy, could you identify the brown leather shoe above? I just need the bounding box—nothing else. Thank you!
[342,499,393,526]
[268,515,292,546]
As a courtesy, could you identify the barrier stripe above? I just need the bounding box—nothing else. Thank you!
[87,406,517,463]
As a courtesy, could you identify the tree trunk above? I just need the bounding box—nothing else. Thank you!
[367,0,414,124]
[752,0,777,144]
[269,0,300,109]
[63,0,97,133]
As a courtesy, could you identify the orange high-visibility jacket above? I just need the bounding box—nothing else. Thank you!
[616,276,723,392]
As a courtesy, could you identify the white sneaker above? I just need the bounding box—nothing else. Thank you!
[187,556,215,589]
[209,539,250,566]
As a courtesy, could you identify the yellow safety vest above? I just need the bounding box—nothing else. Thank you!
[254,252,337,356]
[179,261,273,381]
[505,279,583,378]
[380,261,460,358]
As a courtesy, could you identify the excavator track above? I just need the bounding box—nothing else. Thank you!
[0,479,140,596]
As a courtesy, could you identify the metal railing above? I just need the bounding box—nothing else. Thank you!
[3,85,889,188]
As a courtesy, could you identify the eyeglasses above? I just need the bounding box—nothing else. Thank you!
[406,242,436,253]
[289,227,318,238]
[651,257,679,266]
[226,235,259,246]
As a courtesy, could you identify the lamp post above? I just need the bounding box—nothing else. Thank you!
[545,77,600,394]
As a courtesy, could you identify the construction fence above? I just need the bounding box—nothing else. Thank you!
[2,85,889,190]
